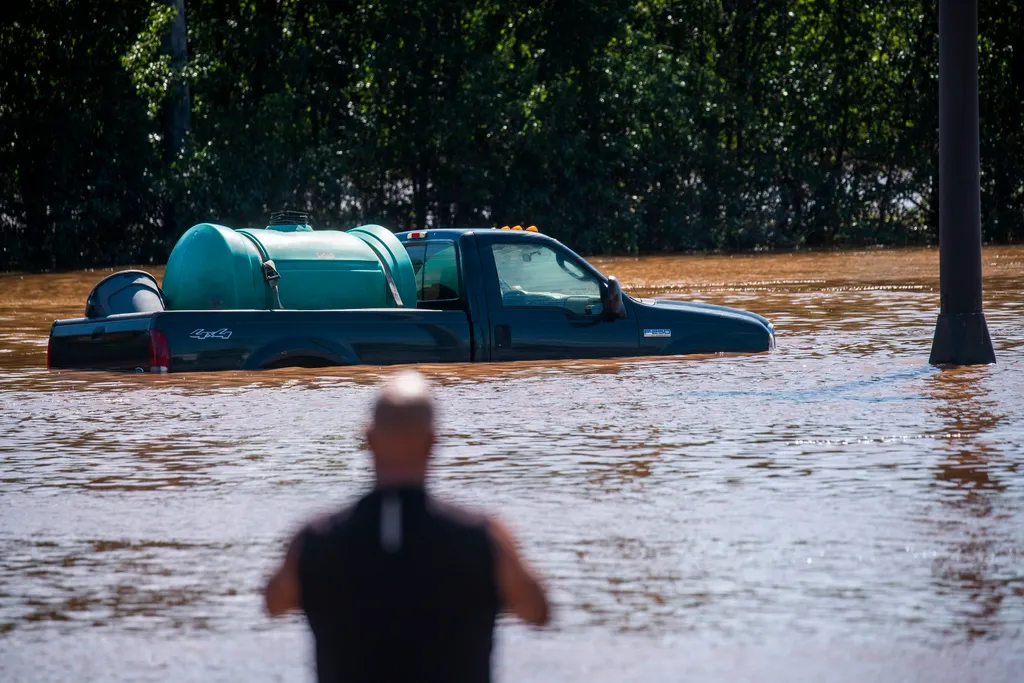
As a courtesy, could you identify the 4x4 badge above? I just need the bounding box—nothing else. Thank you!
[643,329,672,338]
[189,328,232,340]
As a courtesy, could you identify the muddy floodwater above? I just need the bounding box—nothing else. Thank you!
[1,247,1023,682]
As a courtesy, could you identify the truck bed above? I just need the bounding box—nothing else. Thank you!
[48,308,474,372]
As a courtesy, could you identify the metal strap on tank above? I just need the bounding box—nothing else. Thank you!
[360,241,405,308]
[237,231,284,310]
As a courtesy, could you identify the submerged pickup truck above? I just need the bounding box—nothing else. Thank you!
[47,226,775,372]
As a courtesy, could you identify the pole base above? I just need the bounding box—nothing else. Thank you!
[929,312,996,366]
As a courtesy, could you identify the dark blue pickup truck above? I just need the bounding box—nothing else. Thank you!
[47,226,775,372]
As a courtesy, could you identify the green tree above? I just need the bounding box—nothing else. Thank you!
[1,0,1021,271]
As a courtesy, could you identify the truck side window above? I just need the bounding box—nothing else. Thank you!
[420,242,461,301]
[490,243,604,316]
[408,241,461,306]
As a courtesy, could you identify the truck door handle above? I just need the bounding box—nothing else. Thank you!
[495,324,511,348]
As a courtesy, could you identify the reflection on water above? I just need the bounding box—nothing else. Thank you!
[1,247,1023,682]
[926,366,1021,643]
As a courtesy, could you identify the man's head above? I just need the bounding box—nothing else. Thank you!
[366,370,436,485]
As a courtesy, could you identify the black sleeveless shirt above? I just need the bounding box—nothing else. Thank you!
[297,487,500,683]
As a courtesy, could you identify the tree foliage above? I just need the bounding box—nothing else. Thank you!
[1,0,1022,270]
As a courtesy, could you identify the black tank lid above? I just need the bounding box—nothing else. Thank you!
[268,210,313,227]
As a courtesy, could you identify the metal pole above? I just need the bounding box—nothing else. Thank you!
[929,0,995,366]
[163,0,191,160]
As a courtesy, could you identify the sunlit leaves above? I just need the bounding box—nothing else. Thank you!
[122,3,176,121]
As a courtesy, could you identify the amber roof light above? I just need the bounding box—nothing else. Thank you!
[495,224,540,232]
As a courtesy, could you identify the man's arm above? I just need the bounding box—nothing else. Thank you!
[264,534,302,617]
[489,517,550,626]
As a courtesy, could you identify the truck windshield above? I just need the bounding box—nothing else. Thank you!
[491,243,604,316]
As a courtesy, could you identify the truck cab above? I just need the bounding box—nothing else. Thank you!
[399,229,639,361]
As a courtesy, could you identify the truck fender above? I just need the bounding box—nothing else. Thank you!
[243,337,360,369]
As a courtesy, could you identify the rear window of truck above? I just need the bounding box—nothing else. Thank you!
[406,241,462,303]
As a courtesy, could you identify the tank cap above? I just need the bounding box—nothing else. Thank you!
[267,210,314,232]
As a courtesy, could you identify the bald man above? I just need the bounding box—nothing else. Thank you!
[265,370,549,683]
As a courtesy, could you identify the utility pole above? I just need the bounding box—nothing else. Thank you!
[929,0,995,366]
[163,0,191,161]
[161,0,191,241]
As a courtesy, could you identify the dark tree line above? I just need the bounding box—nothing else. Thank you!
[1,0,1022,270]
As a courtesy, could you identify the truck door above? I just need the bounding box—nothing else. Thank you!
[481,238,638,361]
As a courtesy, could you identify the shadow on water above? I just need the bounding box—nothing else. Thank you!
[686,366,934,403]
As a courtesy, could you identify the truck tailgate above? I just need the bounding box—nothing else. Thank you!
[48,313,155,372]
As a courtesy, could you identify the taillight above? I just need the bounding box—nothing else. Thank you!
[46,335,52,369]
[149,329,171,373]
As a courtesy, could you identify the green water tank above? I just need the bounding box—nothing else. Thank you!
[162,222,417,311]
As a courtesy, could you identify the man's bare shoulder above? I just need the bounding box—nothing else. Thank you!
[485,515,517,546]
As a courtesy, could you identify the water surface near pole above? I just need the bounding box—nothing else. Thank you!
[1,247,1023,682]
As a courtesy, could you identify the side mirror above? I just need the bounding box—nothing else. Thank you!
[605,276,627,319]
